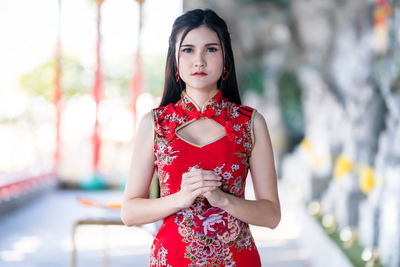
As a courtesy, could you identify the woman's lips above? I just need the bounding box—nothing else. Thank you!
[192,72,207,76]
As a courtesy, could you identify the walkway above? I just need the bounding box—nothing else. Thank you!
[0,181,350,266]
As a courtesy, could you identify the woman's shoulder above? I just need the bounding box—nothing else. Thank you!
[139,111,154,130]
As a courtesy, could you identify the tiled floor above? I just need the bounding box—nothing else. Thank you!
[0,182,342,267]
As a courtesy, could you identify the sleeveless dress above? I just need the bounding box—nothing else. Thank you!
[149,89,261,267]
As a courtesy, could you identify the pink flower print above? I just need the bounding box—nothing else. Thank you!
[231,106,239,118]
[188,240,223,260]
[193,207,228,239]
[225,260,236,267]
[231,164,239,172]
[188,241,202,258]
[218,219,241,243]
[233,124,241,131]
[213,163,225,176]
[241,228,250,239]
[195,259,208,266]
[178,226,190,238]
[222,171,233,180]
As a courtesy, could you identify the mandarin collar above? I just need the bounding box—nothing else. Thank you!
[176,89,223,118]
[169,89,235,142]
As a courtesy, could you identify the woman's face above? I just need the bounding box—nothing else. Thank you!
[176,26,224,92]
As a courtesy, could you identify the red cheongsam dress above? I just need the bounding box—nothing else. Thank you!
[149,89,261,267]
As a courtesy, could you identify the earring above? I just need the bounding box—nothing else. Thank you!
[175,71,179,82]
[222,67,229,81]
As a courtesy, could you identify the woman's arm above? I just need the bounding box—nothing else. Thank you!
[121,112,180,226]
[203,111,281,228]
[121,112,221,227]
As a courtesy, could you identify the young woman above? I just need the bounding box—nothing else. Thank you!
[121,9,281,267]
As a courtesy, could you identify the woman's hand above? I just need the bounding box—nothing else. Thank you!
[202,187,228,208]
[177,167,222,209]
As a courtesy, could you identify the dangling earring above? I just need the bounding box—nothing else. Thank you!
[222,66,229,81]
[175,71,180,82]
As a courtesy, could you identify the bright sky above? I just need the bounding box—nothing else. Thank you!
[0,0,182,92]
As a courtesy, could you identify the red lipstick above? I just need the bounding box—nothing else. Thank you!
[192,72,207,76]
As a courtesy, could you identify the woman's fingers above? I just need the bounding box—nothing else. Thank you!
[182,169,220,184]
[187,180,221,191]
[179,168,222,208]
[183,174,221,187]
[187,168,215,176]
[192,186,217,197]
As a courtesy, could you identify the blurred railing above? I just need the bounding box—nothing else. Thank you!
[0,170,58,216]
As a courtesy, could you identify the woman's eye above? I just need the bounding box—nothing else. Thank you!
[182,48,192,53]
[208,47,218,52]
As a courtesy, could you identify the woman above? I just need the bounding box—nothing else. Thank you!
[121,9,281,267]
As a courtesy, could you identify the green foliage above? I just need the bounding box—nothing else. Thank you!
[19,60,56,101]
[277,71,304,137]
[236,58,264,95]
[18,53,166,107]
[142,55,166,98]
[61,55,91,98]
[19,55,91,101]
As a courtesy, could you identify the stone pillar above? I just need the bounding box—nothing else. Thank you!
[377,90,400,267]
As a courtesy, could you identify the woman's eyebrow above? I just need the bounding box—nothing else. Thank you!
[181,42,220,47]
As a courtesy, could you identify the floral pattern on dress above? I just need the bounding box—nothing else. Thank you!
[149,242,172,267]
[174,203,254,266]
[150,90,260,267]
[172,163,255,266]
[153,126,180,197]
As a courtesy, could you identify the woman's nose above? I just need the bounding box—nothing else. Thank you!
[194,52,206,67]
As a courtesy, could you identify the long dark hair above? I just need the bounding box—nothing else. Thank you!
[159,9,241,107]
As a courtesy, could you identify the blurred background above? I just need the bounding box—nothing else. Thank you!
[0,0,399,266]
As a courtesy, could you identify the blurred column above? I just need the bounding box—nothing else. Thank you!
[92,0,105,176]
[53,0,63,173]
[131,0,144,138]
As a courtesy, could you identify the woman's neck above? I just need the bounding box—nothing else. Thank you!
[184,87,218,108]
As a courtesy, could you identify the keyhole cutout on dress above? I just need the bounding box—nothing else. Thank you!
[175,118,226,148]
